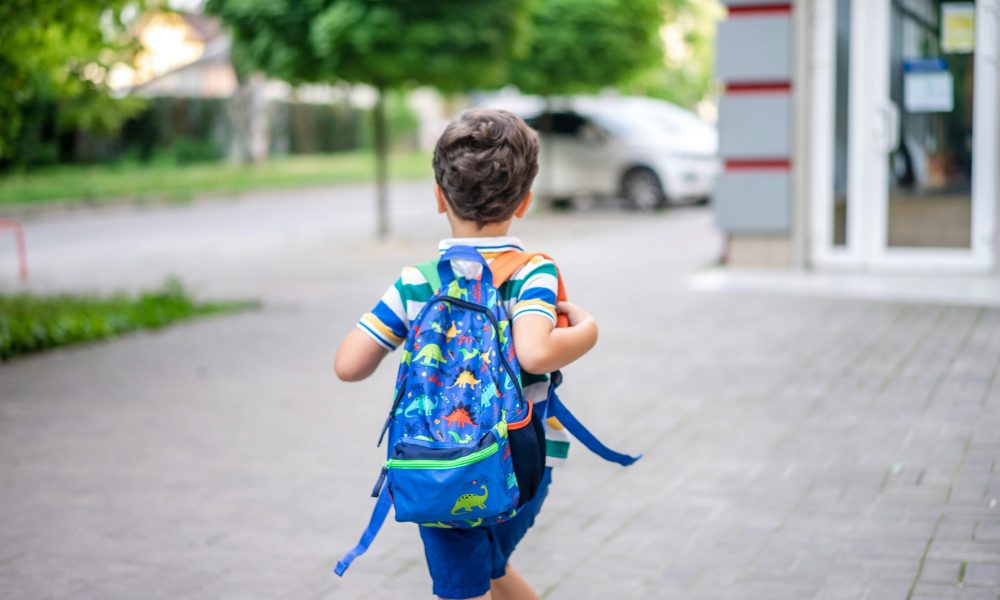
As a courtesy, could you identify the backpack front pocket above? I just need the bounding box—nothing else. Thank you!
[388,429,519,526]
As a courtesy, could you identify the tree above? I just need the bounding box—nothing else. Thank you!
[0,0,144,163]
[620,0,724,110]
[207,0,532,237]
[510,0,664,97]
[508,0,664,202]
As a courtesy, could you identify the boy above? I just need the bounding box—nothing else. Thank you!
[334,109,598,600]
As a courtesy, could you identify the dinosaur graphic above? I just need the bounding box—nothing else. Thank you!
[447,280,469,300]
[400,349,412,366]
[402,394,438,418]
[413,435,434,442]
[503,373,515,390]
[445,321,460,343]
[498,320,510,344]
[464,517,484,527]
[421,521,453,528]
[414,343,444,367]
[480,381,500,409]
[448,431,473,444]
[486,288,498,309]
[404,422,426,437]
[506,473,517,489]
[430,322,444,334]
[449,369,482,389]
[450,485,488,515]
[442,403,476,428]
[458,348,480,361]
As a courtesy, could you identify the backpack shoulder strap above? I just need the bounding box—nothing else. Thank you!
[415,259,442,293]
[492,252,640,466]
[490,251,569,328]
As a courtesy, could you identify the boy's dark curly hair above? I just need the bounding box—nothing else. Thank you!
[432,109,539,228]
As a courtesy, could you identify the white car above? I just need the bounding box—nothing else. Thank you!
[482,95,721,210]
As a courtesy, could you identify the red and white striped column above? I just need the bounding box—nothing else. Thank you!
[714,1,795,263]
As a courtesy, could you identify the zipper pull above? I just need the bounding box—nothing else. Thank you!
[371,466,388,498]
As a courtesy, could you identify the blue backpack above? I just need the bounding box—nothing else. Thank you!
[335,245,639,576]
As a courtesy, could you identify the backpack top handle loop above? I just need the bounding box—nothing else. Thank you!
[437,245,494,288]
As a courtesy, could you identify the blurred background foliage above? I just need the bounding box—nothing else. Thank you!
[622,0,725,109]
[0,0,147,163]
[0,0,722,203]
[511,0,665,97]
[10,94,416,169]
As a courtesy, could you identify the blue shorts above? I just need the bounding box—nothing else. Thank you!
[418,467,553,599]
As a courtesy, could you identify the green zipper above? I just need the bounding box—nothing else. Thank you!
[387,442,499,470]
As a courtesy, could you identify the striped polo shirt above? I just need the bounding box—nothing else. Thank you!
[357,236,572,466]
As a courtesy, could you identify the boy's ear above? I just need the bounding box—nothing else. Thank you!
[513,191,533,218]
[435,185,449,214]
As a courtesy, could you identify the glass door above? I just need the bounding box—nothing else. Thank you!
[870,0,996,270]
[810,0,996,272]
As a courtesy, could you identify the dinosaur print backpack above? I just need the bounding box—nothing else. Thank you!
[335,245,546,575]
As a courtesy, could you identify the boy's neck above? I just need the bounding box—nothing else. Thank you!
[448,218,513,239]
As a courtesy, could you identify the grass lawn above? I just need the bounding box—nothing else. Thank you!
[0,151,433,207]
[0,279,255,361]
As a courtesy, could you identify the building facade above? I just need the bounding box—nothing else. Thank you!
[714,0,999,273]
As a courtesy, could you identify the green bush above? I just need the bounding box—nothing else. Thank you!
[0,278,254,361]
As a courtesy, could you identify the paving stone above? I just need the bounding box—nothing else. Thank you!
[975,520,1000,542]
[962,562,1000,586]
[918,559,964,584]
[862,579,913,600]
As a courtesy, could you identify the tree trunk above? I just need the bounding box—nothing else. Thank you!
[227,72,270,165]
[541,96,556,204]
[373,83,390,238]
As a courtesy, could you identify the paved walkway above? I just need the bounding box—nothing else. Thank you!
[2,185,1000,599]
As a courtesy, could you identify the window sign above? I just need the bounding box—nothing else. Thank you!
[903,58,954,113]
[941,3,976,53]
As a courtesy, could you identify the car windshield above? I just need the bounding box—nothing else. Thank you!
[588,104,709,141]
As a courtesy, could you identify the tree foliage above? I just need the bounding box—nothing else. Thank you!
[0,0,145,161]
[510,0,665,96]
[207,0,533,235]
[208,0,532,91]
[620,0,723,109]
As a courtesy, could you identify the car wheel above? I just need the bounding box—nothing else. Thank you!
[622,168,666,211]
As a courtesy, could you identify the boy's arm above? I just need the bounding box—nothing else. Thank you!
[512,301,598,374]
[334,329,390,382]
[336,273,410,382]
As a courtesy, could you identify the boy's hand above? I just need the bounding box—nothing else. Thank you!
[556,301,593,327]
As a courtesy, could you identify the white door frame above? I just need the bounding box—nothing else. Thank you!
[810,0,998,273]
